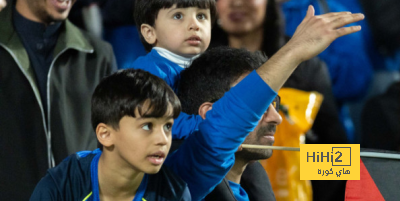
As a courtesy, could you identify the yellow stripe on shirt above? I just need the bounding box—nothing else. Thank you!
[82,192,93,201]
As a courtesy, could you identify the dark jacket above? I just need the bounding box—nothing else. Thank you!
[0,2,117,200]
[361,82,400,151]
[30,150,190,201]
[204,162,276,201]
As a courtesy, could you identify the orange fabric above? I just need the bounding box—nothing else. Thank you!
[261,88,323,201]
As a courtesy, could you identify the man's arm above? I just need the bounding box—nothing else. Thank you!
[257,6,364,91]
[165,71,276,200]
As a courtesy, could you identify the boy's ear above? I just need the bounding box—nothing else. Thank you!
[198,102,213,120]
[141,24,157,45]
[96,123,114,148]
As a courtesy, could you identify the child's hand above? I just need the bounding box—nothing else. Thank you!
[285,5,364,63]
[0,0,7,12]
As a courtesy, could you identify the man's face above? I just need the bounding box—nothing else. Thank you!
[109,107,174,174]
[237,96,282,161]
[18,0,77,24]
[152,5,212,57]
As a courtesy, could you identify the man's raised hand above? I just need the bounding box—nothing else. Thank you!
[286,5,365,63]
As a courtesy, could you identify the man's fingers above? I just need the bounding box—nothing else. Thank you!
[335,25,362,38]
[330,13,365,29]
[322,11,352,18]
[305,5,315,19]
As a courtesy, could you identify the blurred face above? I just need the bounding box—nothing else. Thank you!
[0,0,7,12]
[237,96,282,160]
[153,5,212,57]
[111,108,174,174]
[16,0,77,24]
[217,0,267,36]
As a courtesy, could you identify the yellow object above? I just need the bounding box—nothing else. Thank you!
[261,88,323,201]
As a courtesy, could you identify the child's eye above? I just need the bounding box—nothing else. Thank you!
[173,13,183,20]
[142,123,152,131]
[197,13,207,20]
[163,123,173,132]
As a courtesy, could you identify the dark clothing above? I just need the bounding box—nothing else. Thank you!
[30,150,190,201]
[204,162,276,201]
[13,8,61,118]
[241,162,276,201]
[0,2,117,200]
[361,82,400,151]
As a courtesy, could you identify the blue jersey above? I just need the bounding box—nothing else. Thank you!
[132,49,183,93]
[132,49,203,140]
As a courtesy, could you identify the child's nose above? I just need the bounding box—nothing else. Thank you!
[155,129,169,146]
[188,17,200,31]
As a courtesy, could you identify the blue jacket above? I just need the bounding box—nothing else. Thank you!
[30,71,276,201]
[132,49,203,140]
[282,0,373,102]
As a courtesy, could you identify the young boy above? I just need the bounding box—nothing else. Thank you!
[132,0,217,139]
[29,68,277,201]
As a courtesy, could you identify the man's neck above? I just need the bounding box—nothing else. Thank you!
[98,152,145,201]
[15,0,50,25]
[228,27,264,52]
[225,158,250,184]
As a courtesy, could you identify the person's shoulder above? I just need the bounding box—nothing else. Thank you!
[144,165,190,200]
[80,31,113,54]
[132,50,178,74]
[134,49,175,66]
[30,151,97,200]
[63,21,113,56]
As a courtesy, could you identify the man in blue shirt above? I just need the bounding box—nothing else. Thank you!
[178,47,282,201]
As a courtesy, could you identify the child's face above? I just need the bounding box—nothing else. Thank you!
[110,109,174,174]
[153,5,211,56]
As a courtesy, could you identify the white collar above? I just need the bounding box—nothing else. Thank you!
[153,47,199,68]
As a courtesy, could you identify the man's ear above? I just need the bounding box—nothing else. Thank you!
[140,24,157,45]
[96,123,114,148]
[198,102,213,120]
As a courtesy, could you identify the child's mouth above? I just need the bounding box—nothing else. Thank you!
[147,152,165,165]
[186,36,201,46]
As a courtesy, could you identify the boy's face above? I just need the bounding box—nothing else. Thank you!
[110,109,174,174]
[152,5,212,57]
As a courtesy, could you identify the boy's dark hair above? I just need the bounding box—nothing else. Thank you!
[178,46,267,114]
[134,0,217,52]
[91,69,181,132]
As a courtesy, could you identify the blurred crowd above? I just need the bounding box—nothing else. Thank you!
[0,0,399,200]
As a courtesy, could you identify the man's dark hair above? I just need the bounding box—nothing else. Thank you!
[178,46,267,114]
[91,69,181,132]
[134,0,217,52]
